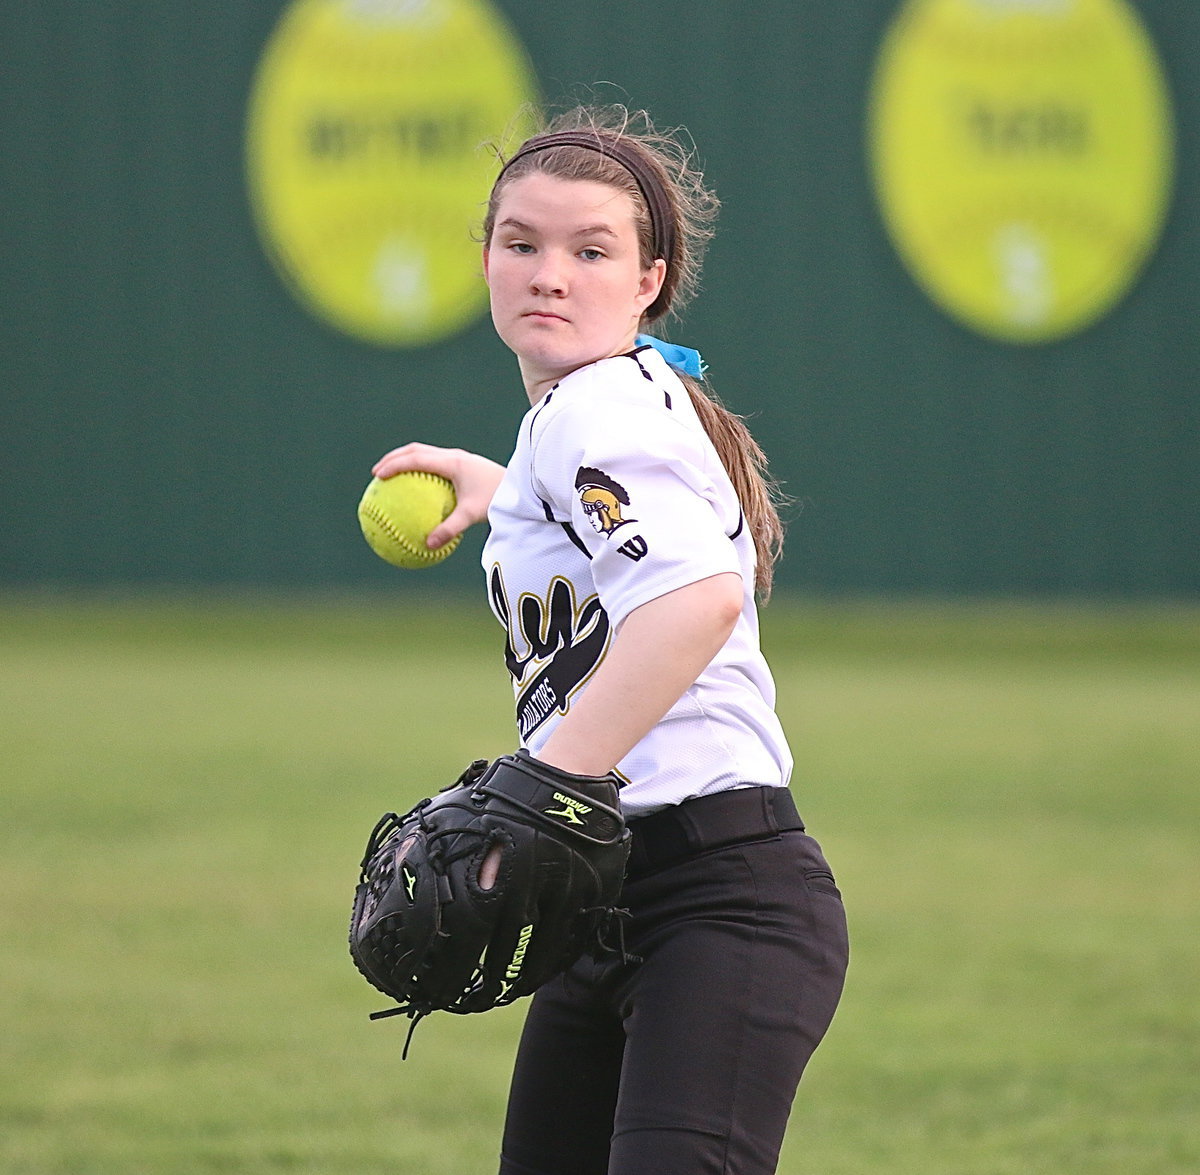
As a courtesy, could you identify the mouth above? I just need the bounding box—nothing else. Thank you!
[523,311,569,324]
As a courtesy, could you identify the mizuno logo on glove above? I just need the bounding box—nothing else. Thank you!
[499,922,536,1001]
[544,791,593,826]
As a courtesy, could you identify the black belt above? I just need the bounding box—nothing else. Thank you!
[625,786,804,878]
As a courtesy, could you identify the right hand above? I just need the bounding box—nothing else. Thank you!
[371,442,507,550]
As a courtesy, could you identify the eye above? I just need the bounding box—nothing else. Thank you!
[579,247,605,262]
[509,241,535,255]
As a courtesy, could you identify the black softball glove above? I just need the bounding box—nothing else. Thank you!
[348,750,630,1049]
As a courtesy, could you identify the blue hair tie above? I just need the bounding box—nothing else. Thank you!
[635,334,707,379]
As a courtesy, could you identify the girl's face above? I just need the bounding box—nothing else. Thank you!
[484,173,666,402]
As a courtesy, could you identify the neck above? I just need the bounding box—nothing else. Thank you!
[518,330,644,407]
[520,364,558,407]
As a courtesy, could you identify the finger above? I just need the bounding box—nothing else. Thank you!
[370,447,411,479]
[426,504,476,549]
[372,444,452,480]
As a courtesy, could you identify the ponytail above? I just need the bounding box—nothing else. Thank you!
[680,375,786,601]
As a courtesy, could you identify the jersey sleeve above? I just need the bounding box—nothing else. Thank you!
[530,386,745,628]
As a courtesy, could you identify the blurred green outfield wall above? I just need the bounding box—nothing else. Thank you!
[2,1,1196,597]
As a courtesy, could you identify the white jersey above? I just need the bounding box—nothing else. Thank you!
[481,345,792,819]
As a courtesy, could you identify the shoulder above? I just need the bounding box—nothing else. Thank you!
[532,349,698,446]
[527,351,733,517]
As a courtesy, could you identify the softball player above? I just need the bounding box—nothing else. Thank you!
[374,105,849,1175]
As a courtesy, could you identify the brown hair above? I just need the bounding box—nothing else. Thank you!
[485,105,786,599]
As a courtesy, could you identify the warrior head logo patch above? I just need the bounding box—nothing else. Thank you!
[575,467,636,536]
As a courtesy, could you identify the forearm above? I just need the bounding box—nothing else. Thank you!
[535,572,743,776]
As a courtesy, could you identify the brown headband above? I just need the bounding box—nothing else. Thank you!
[496,130,677,269]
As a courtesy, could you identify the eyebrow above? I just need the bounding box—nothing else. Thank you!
[496,218,620,239]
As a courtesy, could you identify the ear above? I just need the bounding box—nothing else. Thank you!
[635,258,667,313]
[482,245,490,284]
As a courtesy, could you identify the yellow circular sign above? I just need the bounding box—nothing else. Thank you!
[246,0,538,347]
[868,0,1174,344]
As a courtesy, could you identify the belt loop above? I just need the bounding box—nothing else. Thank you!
[760,784,780,834]
[675,800,706,854]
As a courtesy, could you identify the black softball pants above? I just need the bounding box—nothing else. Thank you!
[497,788,849,1175]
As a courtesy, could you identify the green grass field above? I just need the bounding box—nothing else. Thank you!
[2,594,1197,1174]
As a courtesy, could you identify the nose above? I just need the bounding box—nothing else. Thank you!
[529,250,568,296]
